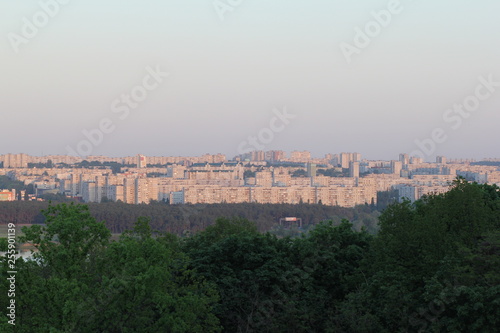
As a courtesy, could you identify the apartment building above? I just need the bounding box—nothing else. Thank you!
[3,152,498,208]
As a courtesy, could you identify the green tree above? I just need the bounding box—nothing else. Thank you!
[185,231,302,332]
[20,203,111,279]
[184,216,258,247]
[184,218,373,332]
[83,218,221,332]
[0,238,7,252]
[292,169,307,177]
[2,204,220,332]
[292,220,373,331]
[337,180,500,332]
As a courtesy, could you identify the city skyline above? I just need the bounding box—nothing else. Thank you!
[2,1,499,161]
[0,150,497,163]
[2,150,498,208]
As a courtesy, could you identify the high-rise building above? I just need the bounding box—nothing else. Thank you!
[82,182,97,203]
[436,156,447,164]
[170,190,185,204]
[95,176,107,203]
[290,151,311,162]
[107,185,124,202]
[306,163,317,177]
[395,185,418,203]
[1,153,29,168]
[137,155,147,168]
[265,150,285,162]
[255,171,273,187]
[123,178,136,204]
[391,161,402,175]
[399,153,409,165]
[135,178,158,204]
[167,165,186,179]
[251,151,266,161]
[340,153,350,169]
[410,156,423,164]
[349,161,360,178]
[331,154,340,166]
[341,152,361,169]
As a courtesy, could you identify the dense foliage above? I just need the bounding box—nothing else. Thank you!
[1,205,220,332]
[1,179,499,332]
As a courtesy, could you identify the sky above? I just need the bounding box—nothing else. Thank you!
[1,0,499,161]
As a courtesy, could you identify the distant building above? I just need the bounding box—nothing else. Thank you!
[331,154,340,166]
[255,171,273,187]
[306,163,317,177]
[82,182,97,203]
[436,156,447,164]
[265,150,286,162]
[341,152,361,169]
[456,170,487,184]
[135,178,159,204]
[167,165,186,179]
[107,184,124,202]
[123,178,136,204]
[137,155,147,168]
[290,151,311,162]
[251,150,265,161]
[410,156,423,164]
[0,153,29,168]
[170,190,185,204]
[349,161,360,178]
[279,217,303,228]
[0,190,15,201]
[399,153,409,165]
[391,161,402,175]
[394,184,418,203]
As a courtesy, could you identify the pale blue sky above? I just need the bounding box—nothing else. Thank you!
[1,0,499,161]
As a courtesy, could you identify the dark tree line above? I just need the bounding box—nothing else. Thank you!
[0,201,381,234]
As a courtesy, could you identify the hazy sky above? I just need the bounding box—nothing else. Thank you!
[1,0,499,161]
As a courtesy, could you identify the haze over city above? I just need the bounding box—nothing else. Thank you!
[2,0,499,160]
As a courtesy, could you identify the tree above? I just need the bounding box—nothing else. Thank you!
[184,218,374,332]
[83,219,221,332]
[292,169,307,177]
[185,230,302,332]
[336,180,500,332]
[0,238,7,252]
[184,217,258,248]
[291,220,373,331]
[20,203,110,279]
[3,204,221,332]
[243,170,256,178]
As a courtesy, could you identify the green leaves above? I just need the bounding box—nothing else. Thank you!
[20,203,111,280]
[184,218,373,332]
[340,180,500,332]
[6,203,221,332]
